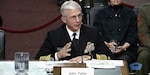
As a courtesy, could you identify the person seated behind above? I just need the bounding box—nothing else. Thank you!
[93,0,139,65]
[35,0,114,62]
[136,2,150,75]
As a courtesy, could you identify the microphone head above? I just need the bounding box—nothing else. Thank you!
[83,0,91,8]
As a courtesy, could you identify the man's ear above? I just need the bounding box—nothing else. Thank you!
[61,16,66,23]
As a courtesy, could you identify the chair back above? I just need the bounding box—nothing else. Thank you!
[89,0,108,26]
[89,2,107,26]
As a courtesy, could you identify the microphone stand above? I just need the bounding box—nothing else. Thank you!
[83,0,91,26]
[81,56,83,63]
[76,39,84,63]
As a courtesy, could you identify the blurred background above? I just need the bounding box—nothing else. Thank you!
[0,0,149,60]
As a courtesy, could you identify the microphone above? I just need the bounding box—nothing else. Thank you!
[83,0,91,25]
[83,0,91,14]
[76,39,83,63]
[83,0,90,9]
[81,56,83,63]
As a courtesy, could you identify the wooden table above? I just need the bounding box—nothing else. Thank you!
[121,60,129,75]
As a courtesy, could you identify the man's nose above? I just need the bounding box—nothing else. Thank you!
[75,16,80,22]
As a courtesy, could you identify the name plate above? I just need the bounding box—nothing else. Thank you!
[61,68,94,75]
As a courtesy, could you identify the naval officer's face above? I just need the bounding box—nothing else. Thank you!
[61,8,83,32]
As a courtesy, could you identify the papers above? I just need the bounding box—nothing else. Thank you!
[85,59,124,69]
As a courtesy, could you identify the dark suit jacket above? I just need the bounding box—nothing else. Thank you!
[93,5,139,61]
[35,24,113,60]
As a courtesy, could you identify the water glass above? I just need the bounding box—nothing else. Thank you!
[14,52,29,75]
[46,57,54,74]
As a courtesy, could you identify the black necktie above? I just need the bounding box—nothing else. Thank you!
[72,33,77,42]
[71,33,78,57]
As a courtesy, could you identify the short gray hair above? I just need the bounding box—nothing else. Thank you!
[60,1,81,16]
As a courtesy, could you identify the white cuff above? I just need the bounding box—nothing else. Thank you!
[55,52,59,61]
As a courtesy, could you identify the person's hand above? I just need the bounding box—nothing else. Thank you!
[112,42,130,54]
[105,41,117,51]
[69,55,91,63]
[57,42,72,59]
[112,46,125,54]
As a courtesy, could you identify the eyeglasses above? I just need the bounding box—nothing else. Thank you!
[66,13,83,20]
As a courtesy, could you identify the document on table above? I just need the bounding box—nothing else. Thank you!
[37,60,74,68]
[84,59,124,69]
